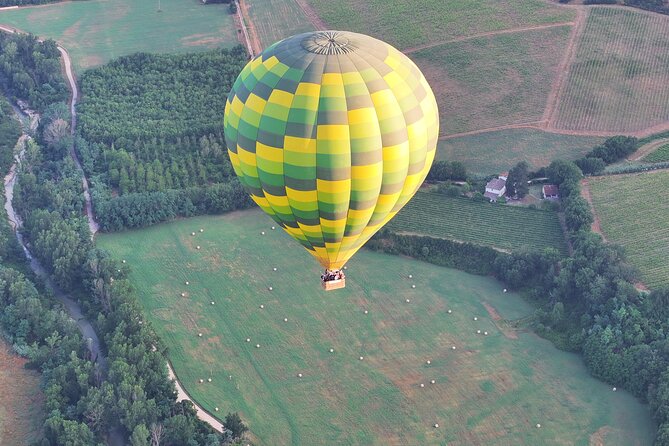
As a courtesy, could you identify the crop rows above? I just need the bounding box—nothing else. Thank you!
[388,193,568,254]
[247,0,314,48]
[554,7,669,133]
[305,0,574,50]
[644,143,669,163]
[413,26,571,136]
[588,170,669,288]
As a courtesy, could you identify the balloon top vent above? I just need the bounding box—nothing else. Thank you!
[303,31,353,55]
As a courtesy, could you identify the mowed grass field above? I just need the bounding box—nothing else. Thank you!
[388,193,569,255]
[412,26,571,136]
[437,128,603,176]
[0,341,44,446]
[554,7,669,133]
[98,210,654,445]
[246,0,314,48]
[589,170,669,289]
[305,0,574,50]
[0,0,238,71]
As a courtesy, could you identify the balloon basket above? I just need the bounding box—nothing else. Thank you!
[322,278,346,291]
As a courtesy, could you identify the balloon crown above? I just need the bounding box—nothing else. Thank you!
[302,31,354,55]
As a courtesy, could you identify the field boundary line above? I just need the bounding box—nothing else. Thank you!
[293,0,326,30]
[630,138,669,161]
[438,121,547,140]
[236,0,262,57]
[543,7,587,127]
[403,21,575,54]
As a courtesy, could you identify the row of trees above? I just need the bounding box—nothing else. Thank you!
[575,136,639,175]
[1,32,247,445]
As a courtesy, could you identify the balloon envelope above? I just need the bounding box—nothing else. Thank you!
[224,31,439,270]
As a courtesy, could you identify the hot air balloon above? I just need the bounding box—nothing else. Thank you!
[224,31,439,290]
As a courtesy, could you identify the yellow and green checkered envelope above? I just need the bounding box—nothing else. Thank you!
[224,31,439,270]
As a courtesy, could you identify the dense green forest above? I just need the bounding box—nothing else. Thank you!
[0,96,21,174]
[75,48,252,229]
[0,32,243,445]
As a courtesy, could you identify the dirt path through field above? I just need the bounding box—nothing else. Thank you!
[293,0,326,30]
[404,21,576,55]
[630,138,669,161]
[580,178,607,242]
[238,0,263,56]
[543,7,587,127]
[482,302,518,340]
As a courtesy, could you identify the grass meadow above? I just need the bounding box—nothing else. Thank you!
[98,210,654,445]
[388,193,569,255]
[412,26,571,136]
[437,129,603,175]
[589,170,669,289]
[0,341,44,446]
[554,7,669,133]
[246,0,314,48]
[304,0,574,50]
[0,0,238,71]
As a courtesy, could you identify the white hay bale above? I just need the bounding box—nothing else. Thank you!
[484,331,488,336]
[364,310,368,314]
[477,330,481,334]
[207,378,212,383]
[256,344,260,348]
[411,284,416,289]
[273,267,277,271]
[211,301,215,305]
[260,304,264,309]
[215,407,219,412]
[122,260,126,264]
[268,286,273,291]
[181,293,186,297]
[261,231,265,235]
[503,288,507,293]
[198,333,203,337]
[271,226,276,230]
[343,266,347,270]
[117,269,121,273]
[191,232,196,236]
[200,228,204,233]
[284,318,288,322]
[406,298,411,303]
[359,356,364,360]
[138,321,143,325]
[297,373,303,378]
[246,338,251,342]
[613,387,617,392]
[196,246,201,250]
[451,346,456,350]
[420,383,425,388]
[185,281,190,285]
[447,309,452,314]
[434,423,439,428]
[430,379,435,384]
[426,360,431,365]
[536,424,541,428]
[329,348,334,353]
[473,317,478,321]
[199,379,204,383]
[408,274,413,279]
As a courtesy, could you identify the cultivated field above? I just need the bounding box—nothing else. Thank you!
[412,26,571,136]
[304,0,574,50]
[96,210,654,445]
[588,170,669,289]
[0,0,238,71]
[0,341,44,446]
[246,0,314,48]
[437,129,603,174]
[388,192,568,255]
[553,7,669,133]
[644,143,669,163]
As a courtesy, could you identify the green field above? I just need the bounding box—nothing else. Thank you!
[247,0,314,48]
[644,143,669,163]
[589,170,669,289]
[305,0,573,50]
[388,192,568,255]
[412,26,571,136]
[0,0,238,71]
[0,341,44,446]
[437,128,603,176]
[554,7,669,133]
[97,210,654,445]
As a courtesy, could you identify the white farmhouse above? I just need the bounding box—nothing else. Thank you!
[484,177,506,202]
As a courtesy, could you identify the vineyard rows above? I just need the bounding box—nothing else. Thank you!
[644,143,669,163]
[554,7,669,133]
[588,170,669,288]
[388,192,568,254]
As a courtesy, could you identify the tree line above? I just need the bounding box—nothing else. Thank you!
[1,32,248,445]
